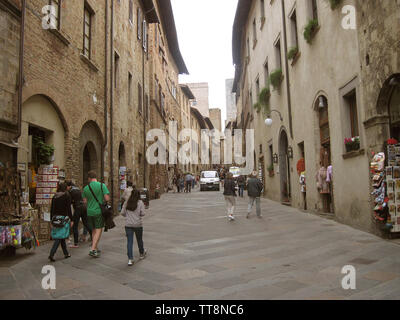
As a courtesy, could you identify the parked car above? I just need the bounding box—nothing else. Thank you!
[200,171,220,191]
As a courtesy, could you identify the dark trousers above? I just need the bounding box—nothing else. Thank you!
[72,205,92,245]
[50,239,69,257]
[125,227,144,259]
[239,185,244,197]
[185,181,191,193]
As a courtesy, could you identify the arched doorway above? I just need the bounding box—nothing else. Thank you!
[82,142,98,186]
[315,95,333,213]
[279,129,291,203]
[79,121,103,187]
[384,75,400,139]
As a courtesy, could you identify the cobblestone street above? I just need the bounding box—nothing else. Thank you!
[2,188,400,300]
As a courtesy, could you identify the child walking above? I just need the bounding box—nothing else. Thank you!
[121,187,147,266]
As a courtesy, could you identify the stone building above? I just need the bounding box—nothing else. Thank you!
[225,78,237,127]
[0,0,22,164]
[0,0,167,209]
[147,0,188,197]
[356,0,400,234]
[209,108,222,132]
[188,82,210,118]
[232,0,380,233]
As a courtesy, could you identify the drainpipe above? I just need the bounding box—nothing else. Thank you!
[15,0,26,141]
[142,24,146,189]
[102,0,109,181]
[110,0,114,202]
[281,0,293,139]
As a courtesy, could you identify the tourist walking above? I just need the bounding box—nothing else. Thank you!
[66,180,92,248]
[223,172,237,221]
[179,176,185,193]
[82,171,111,258]
[247,171,264,219]
[121,186,147,266]
[237,175,245,198]
[48,182,72,262]
[185,173,192,193]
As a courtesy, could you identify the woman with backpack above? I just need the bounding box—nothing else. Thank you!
[121,187,147,266]
[48,182,73,262]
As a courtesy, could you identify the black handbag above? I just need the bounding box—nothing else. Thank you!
[88,183,115,231]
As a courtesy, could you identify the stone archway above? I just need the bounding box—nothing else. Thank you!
[279,128,290,203]
[79,121,103,187]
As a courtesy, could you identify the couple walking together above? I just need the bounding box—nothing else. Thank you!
[223,171,263,221]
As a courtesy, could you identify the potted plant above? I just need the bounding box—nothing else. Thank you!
[259,87,271,114]
[303,19,319,44]
[269,69,283,89]
[253,102,262,113]
[287,46,299,61]
[267,164,274,177]
[344,136,360,152]
[33,137,55,165]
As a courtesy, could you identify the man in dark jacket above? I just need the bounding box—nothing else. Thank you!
[237,175,245,197]
[223,173,237,221]
[247,171,263,219]
[66,180,92,247]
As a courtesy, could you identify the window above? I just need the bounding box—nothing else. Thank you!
[137,7,142,40]
[138,83,143,114]
[83,4,92,58]
[274,38,282,69]
[269,144,273,166]
[161,93,165,115]
[246,37,250,59]
[129,0,133,23]
[252,19,257,47]
[345,90,359,137]
[128,72,132,106]
[138,153,142,165]
[256,78,260,99]
[311,0,318,21]
[145,94,149,121]
[260,0,265,20]
[264,60,269,86]
[155,77,159,103]
[290,9,299,48]
[49,0,61,30]
[143,20,147,51]
[114,52,119,88]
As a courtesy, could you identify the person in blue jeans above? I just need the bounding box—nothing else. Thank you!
[121,187,147,266]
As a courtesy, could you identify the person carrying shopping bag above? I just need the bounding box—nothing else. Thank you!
[121,187,147,266]
[48,182,73,262]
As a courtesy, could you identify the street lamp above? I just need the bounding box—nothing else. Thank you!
[265,110,283,127]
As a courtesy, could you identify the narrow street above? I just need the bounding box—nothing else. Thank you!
[2,188,400,300]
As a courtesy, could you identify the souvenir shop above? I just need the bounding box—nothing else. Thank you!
[371,138,400,235]
[0,142,38,257]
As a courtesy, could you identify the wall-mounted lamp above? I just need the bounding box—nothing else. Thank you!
[287,146,294,159]
[319,96,327,109]
[273,153,279,164]
[265,110,283,127]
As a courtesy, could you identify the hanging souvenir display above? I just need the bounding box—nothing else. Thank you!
[370,152,389,229]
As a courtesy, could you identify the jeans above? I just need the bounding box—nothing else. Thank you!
[238,185,244,197]
[50,239,69,257]
[185,181,191,193]
[224,195,236,216]
[125,227,144,260]
[72,205,92,245]
[248,197,261,216]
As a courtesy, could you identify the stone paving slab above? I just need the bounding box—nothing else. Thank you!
[2,189,400,299]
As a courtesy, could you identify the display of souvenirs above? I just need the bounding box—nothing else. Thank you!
[0,225,22,250]
[36,165,59,205]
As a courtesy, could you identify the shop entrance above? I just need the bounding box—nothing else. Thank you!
[279,129,291,203]
[387,75,400,140]
[82,142,98,187]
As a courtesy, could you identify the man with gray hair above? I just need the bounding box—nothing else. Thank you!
[246,171,263,219]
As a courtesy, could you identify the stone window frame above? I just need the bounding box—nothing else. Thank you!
[339,76,363,158]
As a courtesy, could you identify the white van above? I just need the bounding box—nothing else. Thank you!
[200,171,220,191]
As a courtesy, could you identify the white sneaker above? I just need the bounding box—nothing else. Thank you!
[228,215,235,221]
[128,259,133,266]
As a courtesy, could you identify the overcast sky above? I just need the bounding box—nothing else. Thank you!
[171,0,238,124]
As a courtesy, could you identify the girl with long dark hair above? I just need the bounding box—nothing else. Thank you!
[121,187,147,266]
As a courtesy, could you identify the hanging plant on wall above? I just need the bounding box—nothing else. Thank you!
[303,19,319,44]
[287,46,299,61]
[259,87,271,114]
[328,0,342,9]
[269,69,283,89]
[253,102,262,113]
[33,137,55,165]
